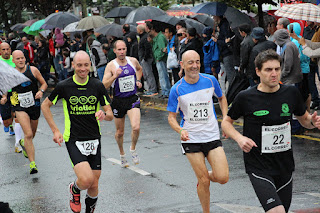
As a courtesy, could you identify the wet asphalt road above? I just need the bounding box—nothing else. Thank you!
[0,100,319,213]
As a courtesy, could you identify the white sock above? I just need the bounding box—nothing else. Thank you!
[14,123,24,146]
[0,116,3,124]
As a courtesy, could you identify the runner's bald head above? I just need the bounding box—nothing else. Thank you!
[181,50,199,62]
[0,42,10,49]
[12,50,24,59]
[73,50,90,63]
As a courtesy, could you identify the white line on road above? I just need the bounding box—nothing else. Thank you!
[305,192,320,198]
[107,158,151,176]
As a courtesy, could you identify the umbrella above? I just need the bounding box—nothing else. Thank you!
[0,60,30,95]
[190,2,227,16]
[23,19,38,26]
[62,21,84,33]
[45,12,80,29]
[29,19,45,32]
[76,16,109,30]
[181,18,205,35]
[152,15,180,26]
[95,23,123,38]
[224,7,253,29]
[22,26,43,36]
[124,6,166,24]
[190,14,215,27]
[275,3,320,23]
[39,30,51,38]
[10,23,25,32]
[105,6,135,18]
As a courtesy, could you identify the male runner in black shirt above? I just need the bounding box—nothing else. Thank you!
[41,51,113,213]
[222,49,320,213]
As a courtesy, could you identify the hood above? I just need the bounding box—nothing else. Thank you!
[92,40,101,47]
[274,29,290,47]
[55,28,61,35]
[128,32,137,43]
[288,22,301,36]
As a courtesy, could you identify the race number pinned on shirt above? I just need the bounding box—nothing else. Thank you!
[261,122,291,153]
[188,101,212,123]
[119,75,135,93]
[18,91,35,108]
[76,139,99,156]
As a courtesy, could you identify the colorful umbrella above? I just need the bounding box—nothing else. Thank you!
[29,19,45,32]
[22,26,43,36]
[275,3,320,23]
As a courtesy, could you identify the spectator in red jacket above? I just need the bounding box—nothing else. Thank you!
[22,36,34,64]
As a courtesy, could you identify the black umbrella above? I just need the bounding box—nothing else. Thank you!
[152,15,180,26]
[181,18,205,35]
[95,24,123,38]
[190,14,215,27]
[105,6,135,18]
[190,2,227,16]
[10,23,25,32]
[45,12,80,29]
[124,6,166,24]
[224,7,253,29]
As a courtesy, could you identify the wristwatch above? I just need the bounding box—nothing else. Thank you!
[40,89,45,93]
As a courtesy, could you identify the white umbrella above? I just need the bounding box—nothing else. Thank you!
[275,3,320,22]
[62,21,85,33]
[0,60,30,95]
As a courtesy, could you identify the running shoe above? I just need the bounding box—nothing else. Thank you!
[120,155,129,168]
[9,125,15,135]
[4,126,9,132]
[130,148,140,165]
[15,145,22,153]
[69,182,81,213]
[30,161,38,174]
[19,139,28,158]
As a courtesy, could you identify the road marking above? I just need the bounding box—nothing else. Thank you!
[293,135,320,142]
[107,158,151,176]
[215,203,294,213]
[305,192,320,198]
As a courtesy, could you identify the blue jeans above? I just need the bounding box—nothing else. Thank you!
[308,64,320,104]
[156,61,171,96]
[53,55,67,81]
[97,65,106,81]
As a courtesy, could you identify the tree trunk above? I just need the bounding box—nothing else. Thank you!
[113,0,120,24]
[0,3,10,33]
[81,0,87,17]
[257,2,264,28]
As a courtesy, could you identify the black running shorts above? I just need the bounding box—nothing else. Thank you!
[181,140,222,157]
[66,138,102,170]
[248,172,293,212]
[0,102,12,120]
[15,105,40,120]
[111,94,140,118]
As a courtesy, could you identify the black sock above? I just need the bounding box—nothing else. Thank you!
[85,194,98,213]
[72,181,81,194]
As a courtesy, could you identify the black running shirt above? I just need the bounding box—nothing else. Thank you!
[48,76,110,142]
[228,85,306,175]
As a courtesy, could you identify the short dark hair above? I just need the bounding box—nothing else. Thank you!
[238,23,251,34]
[146,21,153,30]
[187,28,197,37]
[255,49,281,70]
[176,20,186,28]
[122,24,130,32]
[165,27,175,35]
[74,33,81,39]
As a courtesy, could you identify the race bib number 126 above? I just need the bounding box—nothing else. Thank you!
[76,139,99,156]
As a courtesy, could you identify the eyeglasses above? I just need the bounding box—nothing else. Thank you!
[177,33,183,37]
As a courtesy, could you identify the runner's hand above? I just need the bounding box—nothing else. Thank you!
[237,136,257,153]
[180,129,190,141]
[53,131,63,147]
[311,111,320,129]
[112,68,123,77]
[136,81,142,88]
[35,91,43,99]
[95,110,105,121]
[0,96,7,105]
